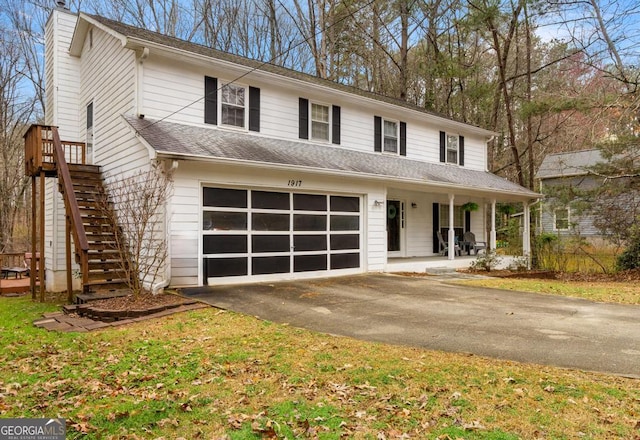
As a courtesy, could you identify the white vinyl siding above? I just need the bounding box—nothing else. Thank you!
[139,55,489,171]
[79,25,140,176]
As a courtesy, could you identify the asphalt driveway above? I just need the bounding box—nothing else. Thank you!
[182,274,640,378]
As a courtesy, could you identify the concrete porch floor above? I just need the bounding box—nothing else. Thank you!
[385,254,518,273]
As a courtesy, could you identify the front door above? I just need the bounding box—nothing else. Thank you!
[387,200,404,255]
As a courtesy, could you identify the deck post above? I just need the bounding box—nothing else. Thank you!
[66,214,73,303]
[448,194,455,260]
[490,199,497,250]
[31,175,37,300]
[39,171,45,302]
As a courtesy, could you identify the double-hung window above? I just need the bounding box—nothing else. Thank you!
[221,83,246,128]
[439,131,464,165]
[383,120,399,153]
[374,116,406,156]
[311,103,330,141]
[447,134,458,164]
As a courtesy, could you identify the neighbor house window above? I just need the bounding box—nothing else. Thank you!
[383,119,398,153]
[447,134,458,164]
[221,83,246,128]
[554,208,570,230]
[311,103,330,141]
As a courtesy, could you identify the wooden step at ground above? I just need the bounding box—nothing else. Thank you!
[68,163,101,173]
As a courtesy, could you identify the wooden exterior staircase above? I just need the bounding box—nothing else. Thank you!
[24,125,130,300]
[67,164,130,294]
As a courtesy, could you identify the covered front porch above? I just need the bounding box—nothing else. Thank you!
[383,184,535,267]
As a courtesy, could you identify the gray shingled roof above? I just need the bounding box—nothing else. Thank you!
[85,13,490,133]
[535,149,603,179]
[125,116,538,199]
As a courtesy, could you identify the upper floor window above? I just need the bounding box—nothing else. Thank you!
[383,120,398,153]
[221,83,246,128]
[204,76,260,132]
[554,207,570,230]
[447,135,458,164]
[439,131,464,166]
[311,103,330,141]
[374,116,406,156]
[299,98,340,144]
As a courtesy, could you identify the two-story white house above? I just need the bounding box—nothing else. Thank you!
[40,6,538,292]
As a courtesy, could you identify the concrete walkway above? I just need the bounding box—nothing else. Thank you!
[182,273,640,378]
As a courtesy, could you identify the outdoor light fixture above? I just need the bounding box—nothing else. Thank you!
[374,200,384,206]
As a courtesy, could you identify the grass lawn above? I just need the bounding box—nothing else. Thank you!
[457,277,640,305]
[0,294,638,439]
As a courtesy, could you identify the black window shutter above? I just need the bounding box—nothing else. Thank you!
[299,98,309,139]
[400,121,407,156]
[374,116,382,152]
[432,203,440,253]
[465,210,471,233]
[439,131,446,162]
[332,105,341,144]
[459,135,465,166]
[249,86,260,132]
[204,76,217,125]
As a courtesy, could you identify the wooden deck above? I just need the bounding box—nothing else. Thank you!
[0,276,33,295]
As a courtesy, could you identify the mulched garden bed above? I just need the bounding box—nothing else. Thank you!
[72,292,198,322]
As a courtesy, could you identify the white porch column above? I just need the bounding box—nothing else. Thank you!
[490,199,497,250]
[448,194,455,260]
[523,201,531,268]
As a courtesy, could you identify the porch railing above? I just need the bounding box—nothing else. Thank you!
[51,127,89,291]
[24,125,86,176]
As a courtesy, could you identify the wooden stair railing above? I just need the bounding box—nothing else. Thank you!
[51,127,90,293]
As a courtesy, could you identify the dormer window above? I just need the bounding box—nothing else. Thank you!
[221,83,246,128]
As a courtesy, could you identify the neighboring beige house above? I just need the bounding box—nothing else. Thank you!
[42,6,538,291]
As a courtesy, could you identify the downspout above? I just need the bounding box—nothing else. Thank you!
[152,159,179,293]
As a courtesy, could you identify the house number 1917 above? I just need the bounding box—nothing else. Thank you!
[287,179,302,187]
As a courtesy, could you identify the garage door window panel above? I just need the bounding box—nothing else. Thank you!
[203,211,247,231]
[295,254,327,272]
[252,235,290,253]
[331,253,359,269]
[294,235,327,252]
[252,256,290,275]
[294,214,327,231]
[252,191,290,210]
[206,257,248,277]
[330,196,359,212]
[204,187,247,208]
[294,193,327,211]
[252,213,290,231]
[203,235,247,254]
[330,234,359,250]
[330,215,359,231]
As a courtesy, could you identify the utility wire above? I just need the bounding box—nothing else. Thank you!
[136,0,378,133]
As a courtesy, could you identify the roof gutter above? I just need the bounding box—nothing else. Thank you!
[154,150,540,201]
